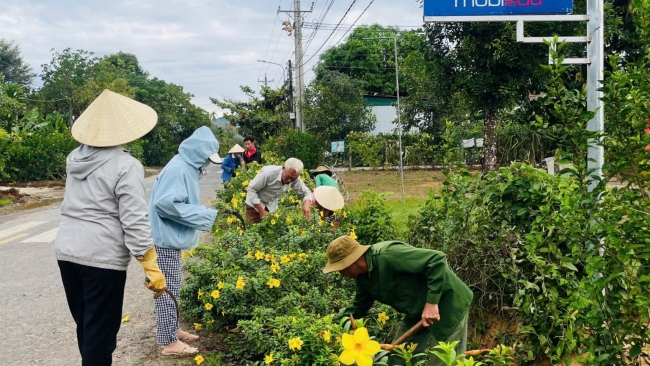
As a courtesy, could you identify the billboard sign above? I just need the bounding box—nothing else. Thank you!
[424,0,573,17]
[331,141,345,154]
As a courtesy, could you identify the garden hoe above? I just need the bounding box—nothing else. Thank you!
[379,322,492,357]
[142,209,247,326]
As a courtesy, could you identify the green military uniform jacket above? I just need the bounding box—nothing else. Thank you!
[342,241,473,340]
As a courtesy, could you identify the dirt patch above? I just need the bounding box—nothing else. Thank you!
[338,169,445,202]
[3,180,66,188]
[0,185,65,214]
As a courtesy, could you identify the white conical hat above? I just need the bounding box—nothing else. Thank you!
[71,89,157,147]
[228,144,245,154]
[314,186,344,211]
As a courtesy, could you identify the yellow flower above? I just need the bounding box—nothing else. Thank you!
[231,197,239,207]
[227,217,235,224]
[238,229,244,235]
[343,211,348,218]
[322,330,331,342]
[194,323,203,330]
[255,251,264,260]
[349,231,358,240]
[298,253,308,261]
[292,316,297,325]
[338,328,380,366]
[288,337,304,351]
[270,263,281,273]
[271,219,276,225]
[239,192,246,197]
[217,281,224,290]
[207,319,214,324]
[265,253,272,262]
[242,180,250,186]
[197,290,204,299]
[236,276,246,290]
[274,212,280,218]
[300,230,307,237]
[319,210,324,217]
[318,219,324,226]
[281,197,286,203]
[255,170,261,174]
[121,316,130,323]
[377,312,389,324]
[264,353,275,364]
[211,290,220,299]
[247,251,253,259]
[267,278,280,288]
[205,303,214,311]
[281,255,290,264]
[181,252,187,259]
[286,217,293,224]
[289,253,297,259]
[189,248,196,256]
[194,355,205,365]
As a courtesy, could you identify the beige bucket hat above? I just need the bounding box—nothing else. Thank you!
[228,144,245,154]
[309,165,333,176]
[323,236,370,274]
[71,89,157,147]
[313,186,344,212]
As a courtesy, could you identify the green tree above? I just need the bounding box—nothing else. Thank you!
[303,70,375,141]
[0,39,35,86]
[211,85,291,143]
[315,25,421,96]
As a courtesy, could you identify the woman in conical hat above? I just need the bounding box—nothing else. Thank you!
[55,90,166,366]
[221,144,245,183]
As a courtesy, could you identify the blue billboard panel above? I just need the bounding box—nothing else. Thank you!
[424,0,573,17]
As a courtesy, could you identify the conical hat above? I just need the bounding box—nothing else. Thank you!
[71,89,157,147]
[228,144,245,154]
[314,186,344,211]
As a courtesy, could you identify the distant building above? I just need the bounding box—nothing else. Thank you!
[363,94,421,135]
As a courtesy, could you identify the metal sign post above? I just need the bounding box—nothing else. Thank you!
[423,0,604,192]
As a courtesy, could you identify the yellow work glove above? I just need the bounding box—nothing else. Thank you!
[136,247,167,298]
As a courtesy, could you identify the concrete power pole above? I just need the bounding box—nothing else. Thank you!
[294,0,305,131]
[279,2,311,131]
[288,60,295,128]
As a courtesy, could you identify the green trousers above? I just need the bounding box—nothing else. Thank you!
[387,313,468,366]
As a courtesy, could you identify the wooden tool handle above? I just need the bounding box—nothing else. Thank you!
[392,322,424,346]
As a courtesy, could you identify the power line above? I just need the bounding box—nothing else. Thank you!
[302,0,336,57]
[332,0,376,47]
[259,0,284,79]
[300,0,358,69]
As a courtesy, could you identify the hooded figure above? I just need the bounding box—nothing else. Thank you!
[148,126,220,356]
[55,90,166,366]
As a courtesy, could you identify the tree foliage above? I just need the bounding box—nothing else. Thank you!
[0,39,35,86]
[211,86,291,144]
[303,70,375,141]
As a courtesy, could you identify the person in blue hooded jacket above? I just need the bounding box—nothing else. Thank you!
[221,144,244,183]
[148,126,220,356]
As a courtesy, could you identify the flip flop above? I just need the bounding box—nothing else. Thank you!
[161,342,199,356]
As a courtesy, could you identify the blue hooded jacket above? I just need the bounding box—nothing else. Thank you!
[148,126,219,250]
[221,154,241,182]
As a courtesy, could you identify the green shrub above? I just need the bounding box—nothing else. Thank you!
[0,131,78,183]
[262,129,325,169]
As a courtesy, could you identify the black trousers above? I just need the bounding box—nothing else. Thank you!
[58,261,127,366]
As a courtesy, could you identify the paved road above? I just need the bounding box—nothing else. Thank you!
[0,167,223,366]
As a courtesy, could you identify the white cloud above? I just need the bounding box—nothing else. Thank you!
[1,0,424,114]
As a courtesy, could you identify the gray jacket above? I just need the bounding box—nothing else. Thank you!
[55,145,153,271]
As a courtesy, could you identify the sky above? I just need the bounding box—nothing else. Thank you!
[0,0,424,116]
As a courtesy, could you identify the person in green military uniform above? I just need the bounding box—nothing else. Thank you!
[323,236,473,366]
[309,166,339,190]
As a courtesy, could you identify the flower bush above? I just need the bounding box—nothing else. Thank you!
[181,157,402,365]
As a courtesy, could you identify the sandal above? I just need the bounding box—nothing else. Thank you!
[161,341,199,356]
[177,329,200,342]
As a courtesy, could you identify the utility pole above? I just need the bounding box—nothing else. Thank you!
[278,2,312,132]
[288,60,295,128]
[258,74,274,87]
[294,0,305,131]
